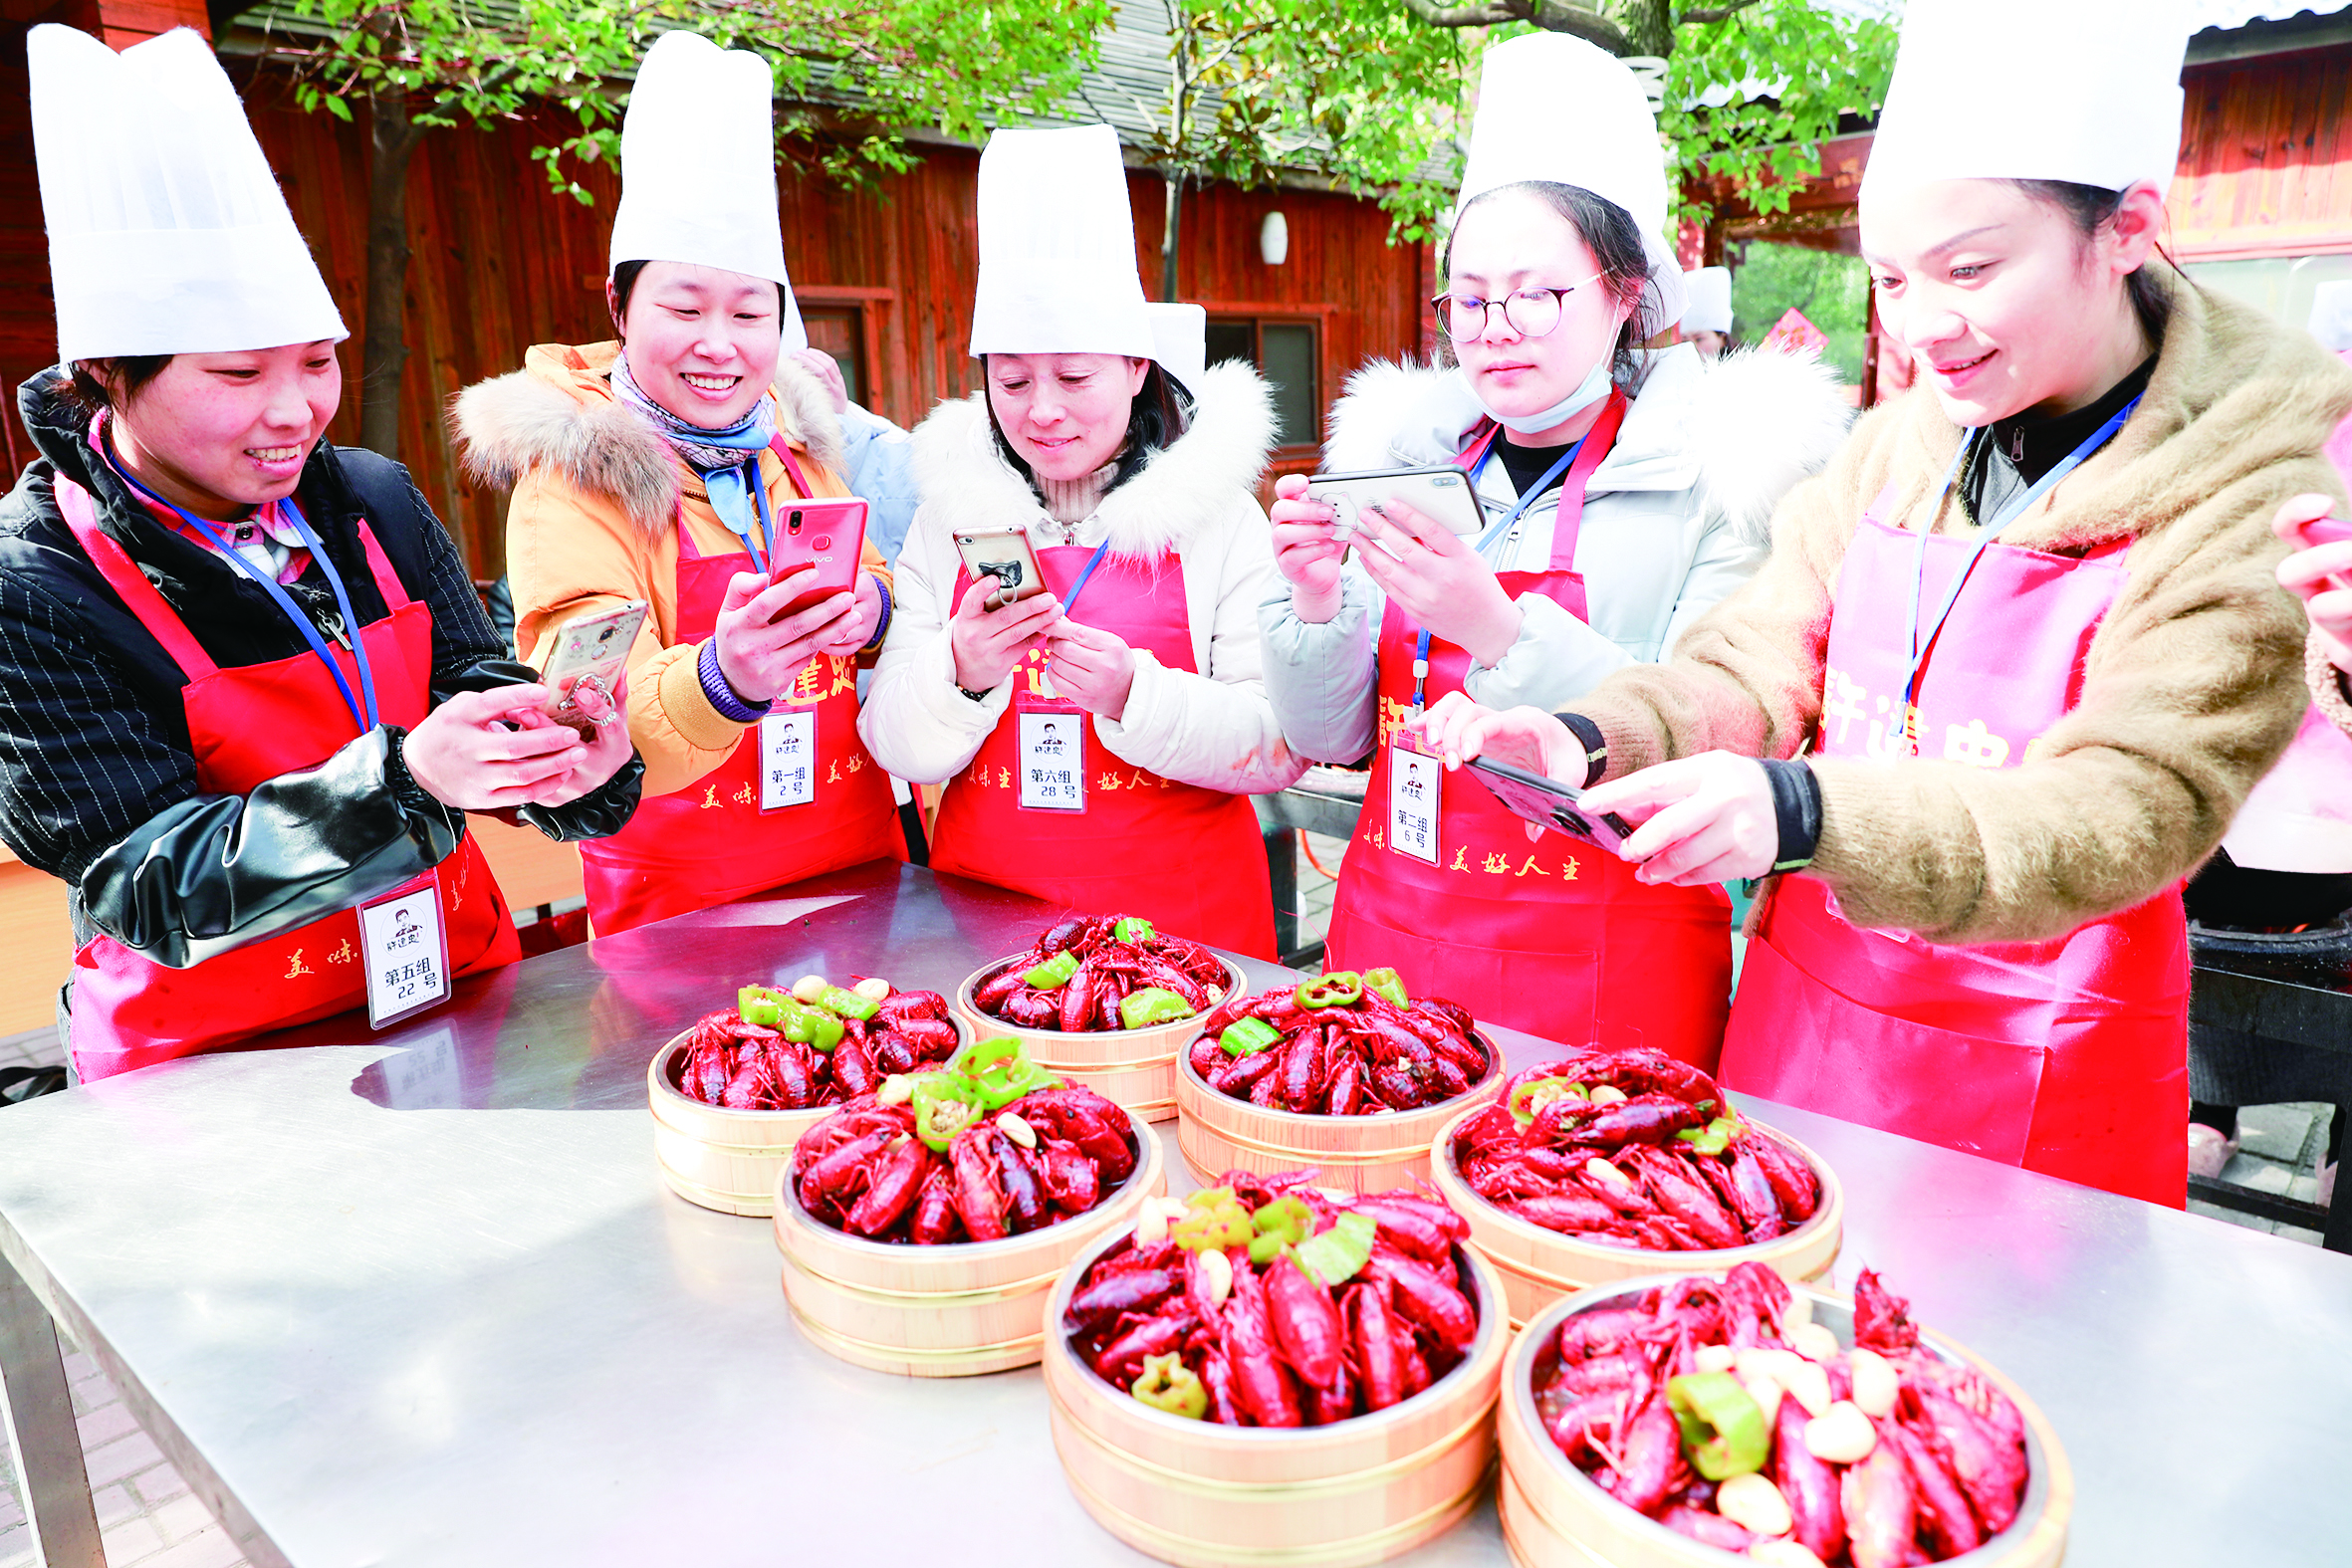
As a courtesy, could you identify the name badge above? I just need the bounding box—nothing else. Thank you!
[1018,711,1085,811]
[360,881,451,1028]
[760,711,817,811]
[1387,743,1441,866]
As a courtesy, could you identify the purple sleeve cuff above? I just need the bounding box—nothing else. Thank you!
[697,639,772,723]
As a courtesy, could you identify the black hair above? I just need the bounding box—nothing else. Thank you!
[608,259,787,336]
[2010,180,2174,345]
[981,357,1194,499]
[59,354,173,414]
[1443,180,1653,390]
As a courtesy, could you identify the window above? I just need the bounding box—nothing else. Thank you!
[1205,318,1320,448]
[2182,253,2352,333]
[799,304,868,407]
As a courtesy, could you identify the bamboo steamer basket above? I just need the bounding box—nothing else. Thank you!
[954,953,1249,1124]
[645,1012,971,1219]
[772,1102,1165,1377]
[1043,1227,1511,1568]
[1176,1031,1505,1194]
[1430,1101,1842,1330]
[1498,1274,2071,1568]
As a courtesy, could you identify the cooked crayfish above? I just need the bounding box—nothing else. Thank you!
[1536,1263,2029,1565]
[972,914,1228,1032]
[676,982,954,1112]
[1063,1170,1481,1428]
[1452,1050,1820,1250]
[1184,973,1490,1115]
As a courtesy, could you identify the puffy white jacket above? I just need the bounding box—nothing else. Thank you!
[1259,344,1854,762]
[859,361,1308,796]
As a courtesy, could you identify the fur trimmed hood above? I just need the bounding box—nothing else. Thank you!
[1322,344,1853,548]
[450,340,846,531]
[911,360,1276,560]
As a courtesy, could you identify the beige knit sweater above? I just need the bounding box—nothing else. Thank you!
[1577,270,2352,945]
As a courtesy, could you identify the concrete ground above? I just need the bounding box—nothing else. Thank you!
[0,865,2329,1562]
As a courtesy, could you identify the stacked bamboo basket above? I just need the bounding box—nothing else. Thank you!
[954,954,1248,1123]
[645,1012,970,1219]
[1499,1276,2072,1568]
[1177,1040,1507,1194]
[1430,1101,1843,1329]
[1044,1226,1512,1568]
[773,1102,1166,1376]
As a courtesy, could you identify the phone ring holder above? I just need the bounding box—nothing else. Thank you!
[555,671,616,729]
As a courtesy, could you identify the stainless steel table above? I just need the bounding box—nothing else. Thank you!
[3,861,2348,1566]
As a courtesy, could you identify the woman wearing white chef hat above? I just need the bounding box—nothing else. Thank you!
[1257,31,1848,1060]
[1417,0,2352,1205]
[458,30,901,934]
[859,124,1302,957]
[0,27,640,1080]
[1681,267,1734,359]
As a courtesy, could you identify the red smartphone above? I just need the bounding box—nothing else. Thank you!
[767,495,869,617]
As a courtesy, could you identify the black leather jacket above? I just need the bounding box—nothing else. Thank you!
[0,371,642,967]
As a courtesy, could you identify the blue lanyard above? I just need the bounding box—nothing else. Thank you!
[1899,395,2141,735]
[117,466,380,735]
[1061,540,1114,616]
[742,471,778,573]
[1408,432,1589,717]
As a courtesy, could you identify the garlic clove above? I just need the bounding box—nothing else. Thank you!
[1198,1244,1234,1305]
[1694,1344,1737,1376]
[1779,1357,1832,1418]
[876,1074,915,1106]
[1587,1084,1629,1105]
[791,975,828,1003]
[852,976,892,1002]
[1781,1294,1814,1330]
[1848,1346,1900,1419]
[996,1111,1038,1149]
[1786,1321,1842,1363]
[1585,1157,1634,1188]
[1803,1401,1878,1465]
[1714,1472,1793,1538]
[1135,1206,1170,1247]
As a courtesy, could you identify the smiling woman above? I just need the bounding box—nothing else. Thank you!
[0,26,641,1081]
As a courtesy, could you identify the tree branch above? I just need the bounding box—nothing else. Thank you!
[1400,0,1525,29]
[1400,0,1629,53]
[1678,0,1764,23]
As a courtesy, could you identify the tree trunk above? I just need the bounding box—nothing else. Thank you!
[1620,0,1675,59]
[1161,173,1183,303]
[361,91,421,460]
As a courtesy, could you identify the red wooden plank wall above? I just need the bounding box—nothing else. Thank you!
[0,38,1425,573]
[2169,42,2352,262]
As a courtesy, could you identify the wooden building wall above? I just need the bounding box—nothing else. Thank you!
[2170,41,2352,262]
[0,36,1427,574]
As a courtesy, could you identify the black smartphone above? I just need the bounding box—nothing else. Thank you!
[1464,756,1633,851]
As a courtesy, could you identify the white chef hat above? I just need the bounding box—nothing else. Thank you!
[969,125,1157,363]
[608,30,806,349]
[1682,267,1733,336]
[2309,282,2352,354]
[1455,32,1686,338]
[1861,0,2191,204]
[1146,303,1207,397]
[30,25,346,365]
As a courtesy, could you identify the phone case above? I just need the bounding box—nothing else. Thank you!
[767,496,868,616]
[541,600,647,738]
[954,529,1049,608]
[1464,756,1633,851]
[1305,464,1487,541]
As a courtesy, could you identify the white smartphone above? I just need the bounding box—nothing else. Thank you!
[953,528,1050,610]
[1305,464,1487,544]
[540,599,647,738]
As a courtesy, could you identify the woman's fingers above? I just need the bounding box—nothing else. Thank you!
[2279,541,2352,596]
[1578,759,1712,821]
[2269,492,2338,544]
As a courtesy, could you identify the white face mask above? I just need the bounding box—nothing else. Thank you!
[1469,348,1615,435]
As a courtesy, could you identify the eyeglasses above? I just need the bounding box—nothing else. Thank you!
[1428,275,1602,342]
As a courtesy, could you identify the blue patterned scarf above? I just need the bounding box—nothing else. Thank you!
[612,350,778,546]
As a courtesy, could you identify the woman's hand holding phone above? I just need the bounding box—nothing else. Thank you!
[950,573,1064,692]
[1352,499,1522,666]
[713,568,856,702]
[2273,493,2352,672]
[812,570,884,658]
[1413,692,1585,781]
[1578,754,1776,888]
[1269,474,1347,624]
[1046,620,1136,721]
[403,677,633,809]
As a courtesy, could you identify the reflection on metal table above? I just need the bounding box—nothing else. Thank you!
[2,861,2348,1567]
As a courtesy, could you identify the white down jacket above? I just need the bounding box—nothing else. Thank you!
[1259,343,1854,763]
[859,361,1308,796]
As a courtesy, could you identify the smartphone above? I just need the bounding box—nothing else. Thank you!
[540,600,647,738]
[1464,756,1634,851]
[953,528,1050,610]
[766,495,868,617]
[1306,464,1487,544]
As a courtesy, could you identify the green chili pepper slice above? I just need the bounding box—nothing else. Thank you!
[911,1075,986,1152]
[1118,987,1196,1030]
[738,985,786,1028]
[946,1036,1061,1110]
[781,1001,844,1053]
[1509,1075,1589,1127]
[1362,967,1409,1007]
[1293,1212,1378,1287]
[1674,1115,1744,1157]
[1219,1016,1282,1057]
[1112,917,1157,946]
[1246,1196,1314,1262]
[1171,1188,1253,1253]
[1667,1372,1770,1480]
[1294,972,1364,1010]
[1021,951,1080,990]
[815,985,879,1021]
[1130,1352,1207,1419]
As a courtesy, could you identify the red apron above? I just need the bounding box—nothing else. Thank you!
[928,545,1276,960]
[57,478,518,1083]
[1323,396,1732,1065]
[578,440,903,934]
[1721,487,2190,1207]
